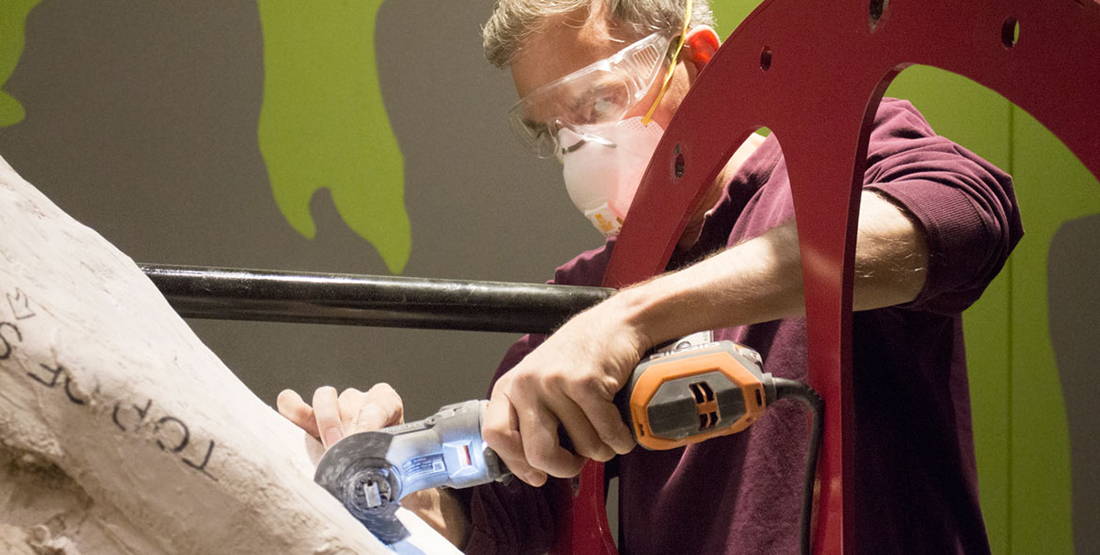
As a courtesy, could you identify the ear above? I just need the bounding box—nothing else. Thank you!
[682,25,721,71]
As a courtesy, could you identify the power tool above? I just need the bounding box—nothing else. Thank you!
[314,339,823,549]
[313,399,507,544]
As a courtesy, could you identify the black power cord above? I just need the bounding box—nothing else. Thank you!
[770,377,825,555]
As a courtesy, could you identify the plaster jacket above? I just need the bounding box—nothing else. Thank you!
[0,154,457,555]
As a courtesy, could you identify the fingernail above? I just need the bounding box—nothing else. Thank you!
[322,427,342,448]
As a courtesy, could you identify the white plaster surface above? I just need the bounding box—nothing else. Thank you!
[0,154,460,555]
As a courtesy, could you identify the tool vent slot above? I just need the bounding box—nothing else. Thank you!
[698,411,718,430]
[690,381,714,404]
[691,381,719,430]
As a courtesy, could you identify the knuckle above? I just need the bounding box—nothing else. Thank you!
[482,426,511,451]
[591,448,614,463]
[368,383,401,403]
[370,382,396,394]
[577,436,611,461]
[564,375,597,397]
[594,374,620,397]
[356,404,386,430]
[490,438,525,463]
[381,401,402,424]
[511,371,538,390]
[366,384,402,412]
[543,370,566,388]
[525,444,555,470]
[593,427,618,447]
[598,423,630,448]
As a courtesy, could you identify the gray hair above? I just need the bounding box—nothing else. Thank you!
[483,0,715,68]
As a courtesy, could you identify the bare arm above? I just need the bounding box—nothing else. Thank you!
[620,190,929,347]
[483,191,931,484]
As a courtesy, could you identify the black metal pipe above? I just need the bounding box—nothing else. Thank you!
[140,264,615,334]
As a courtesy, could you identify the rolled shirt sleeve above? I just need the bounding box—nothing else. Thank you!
[864,99,1023,314]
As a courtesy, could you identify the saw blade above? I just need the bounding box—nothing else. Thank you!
[315,431,410,545]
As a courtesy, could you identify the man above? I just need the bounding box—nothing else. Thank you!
[278,1,1022,553]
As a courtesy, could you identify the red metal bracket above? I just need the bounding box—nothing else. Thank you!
[557,1,1100,554]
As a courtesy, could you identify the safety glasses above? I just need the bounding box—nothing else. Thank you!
[507,30,676,158]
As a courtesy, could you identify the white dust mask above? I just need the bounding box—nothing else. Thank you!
[557,116,666,236]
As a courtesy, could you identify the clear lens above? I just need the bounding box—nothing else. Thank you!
[615,34,667,93]
[507,30,673,158]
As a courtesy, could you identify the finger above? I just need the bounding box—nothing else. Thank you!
[276,389,319,438]
[547,395,616,462]
[354,383,404,431]
[338,387,364,427]
[312,386,343,449]
[483,393,545,486]
[513,389,584,479]
[572,384,636,455]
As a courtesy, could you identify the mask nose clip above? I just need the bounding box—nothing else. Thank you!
[560,134,617,156]
[555,123,619,161]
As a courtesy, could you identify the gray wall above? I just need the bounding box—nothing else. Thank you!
[0,0,600,419]
[1049,214,1100,555]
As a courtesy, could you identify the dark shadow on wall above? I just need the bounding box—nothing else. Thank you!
[1048,213,1100,555]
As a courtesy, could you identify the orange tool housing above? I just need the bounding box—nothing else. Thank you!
[623,342,768,451]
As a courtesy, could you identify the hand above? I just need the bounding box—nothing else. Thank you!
[277,383,404,450]
[279,384,471,546]
[482,299,645,486]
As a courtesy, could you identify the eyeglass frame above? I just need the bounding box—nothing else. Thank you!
[506,29,680,159]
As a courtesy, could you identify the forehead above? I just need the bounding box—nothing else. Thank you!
[510,14,630,99]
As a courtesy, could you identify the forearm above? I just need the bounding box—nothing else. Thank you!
[850,191,929,310]
[611,191,929,348]
[611,218,803,349]
[400,488,471,549]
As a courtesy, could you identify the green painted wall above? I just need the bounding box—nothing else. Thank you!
[1006,112,1096,555]
[710,2,1096,554]
[0,0,42,126]
[257,0,410,274]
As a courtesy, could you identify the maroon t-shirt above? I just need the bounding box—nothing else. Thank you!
[463,99,1023,555]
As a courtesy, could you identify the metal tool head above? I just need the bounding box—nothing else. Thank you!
[315,431,410,545]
